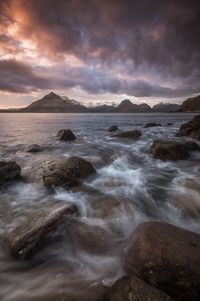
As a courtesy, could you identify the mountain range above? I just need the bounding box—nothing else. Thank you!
[0,92,199,113]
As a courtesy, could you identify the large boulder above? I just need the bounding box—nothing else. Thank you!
[108,125,119,132]
[144,122,161,128]
[4,202,78,259]
[176,115,200,141]
[25,144,42,153]
[0,161,21,185]
[57,129,76,141]
[106,276,173,301]
[42,156,96,188]
[125,222,200,300]
[150,140,189,161]
[114,130,142,139]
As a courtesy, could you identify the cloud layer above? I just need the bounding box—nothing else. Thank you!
[0,0,200,106]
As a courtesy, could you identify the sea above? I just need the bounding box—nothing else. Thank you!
[0,112,199,300]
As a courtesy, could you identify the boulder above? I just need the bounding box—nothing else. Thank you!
[150,140,189,161]
[108,125,119,132]
[125,222,200,300]
[57,129,76,141]
[25,144,42,153]
[114,130,142,139]
[107,276,173,301]
[176,115,200,140]
[0,161,21,185]
[42,156,96,188]
[167,123,173,126]
[5,202,78,259]
[144,122,161,128]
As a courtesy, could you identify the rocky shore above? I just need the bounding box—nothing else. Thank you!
[0,115,200,300]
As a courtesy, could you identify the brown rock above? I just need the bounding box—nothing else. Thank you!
[114,130,142,139]
[108,125,119,132]
[150,140,189,161]
[42,156,96,188]
[0,161,21,185]
[5,202,78,259]
[144,122,161,128]
[176,115,200,141]
[57,129,76,141]
[125,221,200,300]
[25,144,42,152]
[106,275,173,301]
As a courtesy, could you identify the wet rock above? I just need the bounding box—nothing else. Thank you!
[108,125,119,132]
[114,130,142,139]
[68,220,120,255]
[57,129,76,141]
[42,156,96,188]
[167,122,173,126]
[5,202,78,259]
[150,140,189,161]
[125,221,200,301]
[25,144,42,153]
[184,141,200,151]
[176,115,200,141]
[0,161,21,185]
[144,122,161,128]
[106,275,173,301]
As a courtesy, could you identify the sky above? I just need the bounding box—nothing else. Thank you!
[0,0,200,108]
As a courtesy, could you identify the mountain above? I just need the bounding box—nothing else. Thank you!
[116,99,152,112]
[22,92,88,113]
[180,95,200,112]
[152,102,180,112]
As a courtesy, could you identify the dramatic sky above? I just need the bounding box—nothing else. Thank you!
[0,0,200,108]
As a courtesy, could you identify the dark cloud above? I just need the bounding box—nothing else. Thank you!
[0,0,200,100]
[0,59,50,93]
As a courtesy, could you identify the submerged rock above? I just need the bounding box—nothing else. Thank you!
[0,161,21,185]
[150,140,189,161]
[108,125,119,132]
[42,156,96,188]
[125,221,200,301]
[114,130,142,139]
[57,129,76,141]
[176,115,200,141]
[5,202,78,259]
[144,122,161,128]
[25,144,42,153]
[68,219,120,255]
[107,276,173,301]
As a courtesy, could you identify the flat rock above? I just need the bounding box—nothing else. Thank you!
[57,129,76,141]
[108,125,119,132]
[114,130,142,139]
[0,161,21,185]
[144,122,161,128]
[125,221,200,300]
[176,115,200,141]
[150,140,189,161]
[106,275,173,301]
[5,202,78,259]
[25,144,42,153]
[42,156,96,188]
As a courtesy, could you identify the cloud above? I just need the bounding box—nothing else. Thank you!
[0,0,200,102]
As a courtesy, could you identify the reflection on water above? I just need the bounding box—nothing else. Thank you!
[0,113,199,300]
